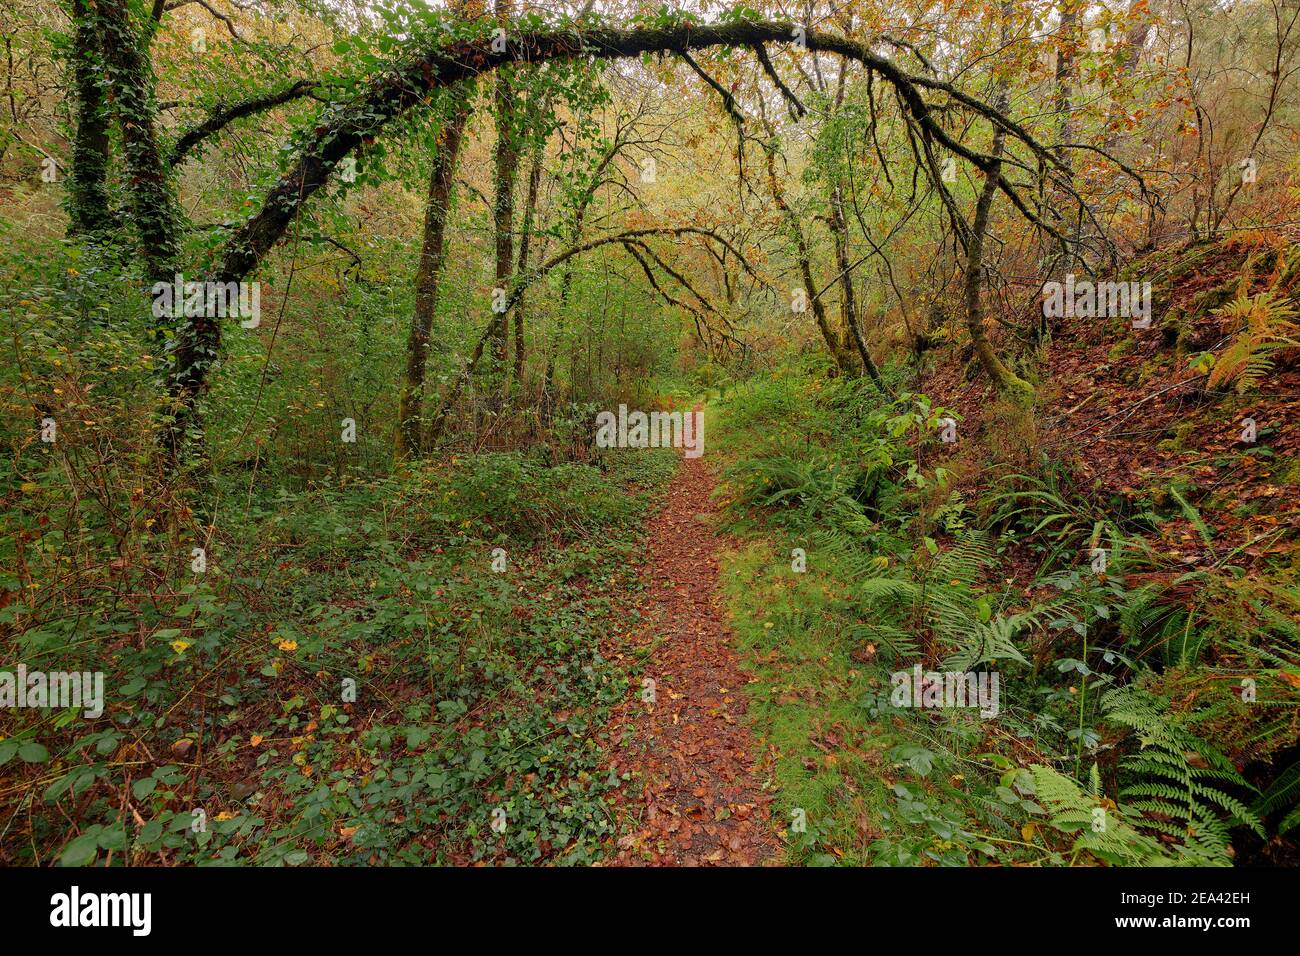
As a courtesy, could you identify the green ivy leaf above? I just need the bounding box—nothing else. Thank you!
[18,742,50,763]
[58,831,100,867]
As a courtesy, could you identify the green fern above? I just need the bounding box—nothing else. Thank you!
[985,468,1122,553]
[1103,684,1263,863]
[1030,764,1175,865]
[812,529,920,660]
[852,530,1034,669]
[1168,486,1215,555]
[1252,758,1300,836]
[1116,580,1208,666]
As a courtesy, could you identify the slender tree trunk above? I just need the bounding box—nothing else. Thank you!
[543,191,588,420]
[513,130,545,388]
[761,136,854,373]
[490,0,518,397]
[1054,0,1078,151]
[829,181,887,390]
[965,87,1032,397]
[66,0,111,237]
[798,236,854,373]
[541,257,575,416]
[395,97,473,461]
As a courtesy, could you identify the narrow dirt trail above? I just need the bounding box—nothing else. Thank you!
[605,444,779,866]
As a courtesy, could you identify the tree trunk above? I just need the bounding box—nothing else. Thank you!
[1054,0,1078,151]
[829,181,887,390]
[395,97,474,461]
[761,132,855,374]
[490,0,518,396]
[965,88,1032,398]
[66,0,112,237]
[513,128,545,388]
[98,0,181,286]
[98,0,193,456]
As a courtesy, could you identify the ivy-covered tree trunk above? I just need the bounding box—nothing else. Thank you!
[66,0,112,237]
[98,0,182,286]
[396,98,473,461]
[95,0,193,458]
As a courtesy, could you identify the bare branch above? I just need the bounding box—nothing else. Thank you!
[754,44,805,119]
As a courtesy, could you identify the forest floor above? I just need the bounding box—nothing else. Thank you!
[604,440,780,866]
[921,236,1300,573]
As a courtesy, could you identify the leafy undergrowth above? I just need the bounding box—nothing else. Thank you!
[1,448,677,866]
[712,367,1300,866]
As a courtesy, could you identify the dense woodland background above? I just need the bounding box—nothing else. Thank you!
[1,0,1299,866]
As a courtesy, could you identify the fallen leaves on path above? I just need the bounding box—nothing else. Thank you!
[603,446,779,866]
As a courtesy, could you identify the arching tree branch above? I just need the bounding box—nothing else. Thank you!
[168,79,315,166]
[170,17,1120,422]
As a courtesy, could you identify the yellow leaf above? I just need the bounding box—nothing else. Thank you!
[250,735,264,747]
[1021,822,1037,842]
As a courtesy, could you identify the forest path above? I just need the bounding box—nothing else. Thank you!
[605,434,780,865]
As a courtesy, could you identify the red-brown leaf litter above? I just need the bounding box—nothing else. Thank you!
[603,448,779,866]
